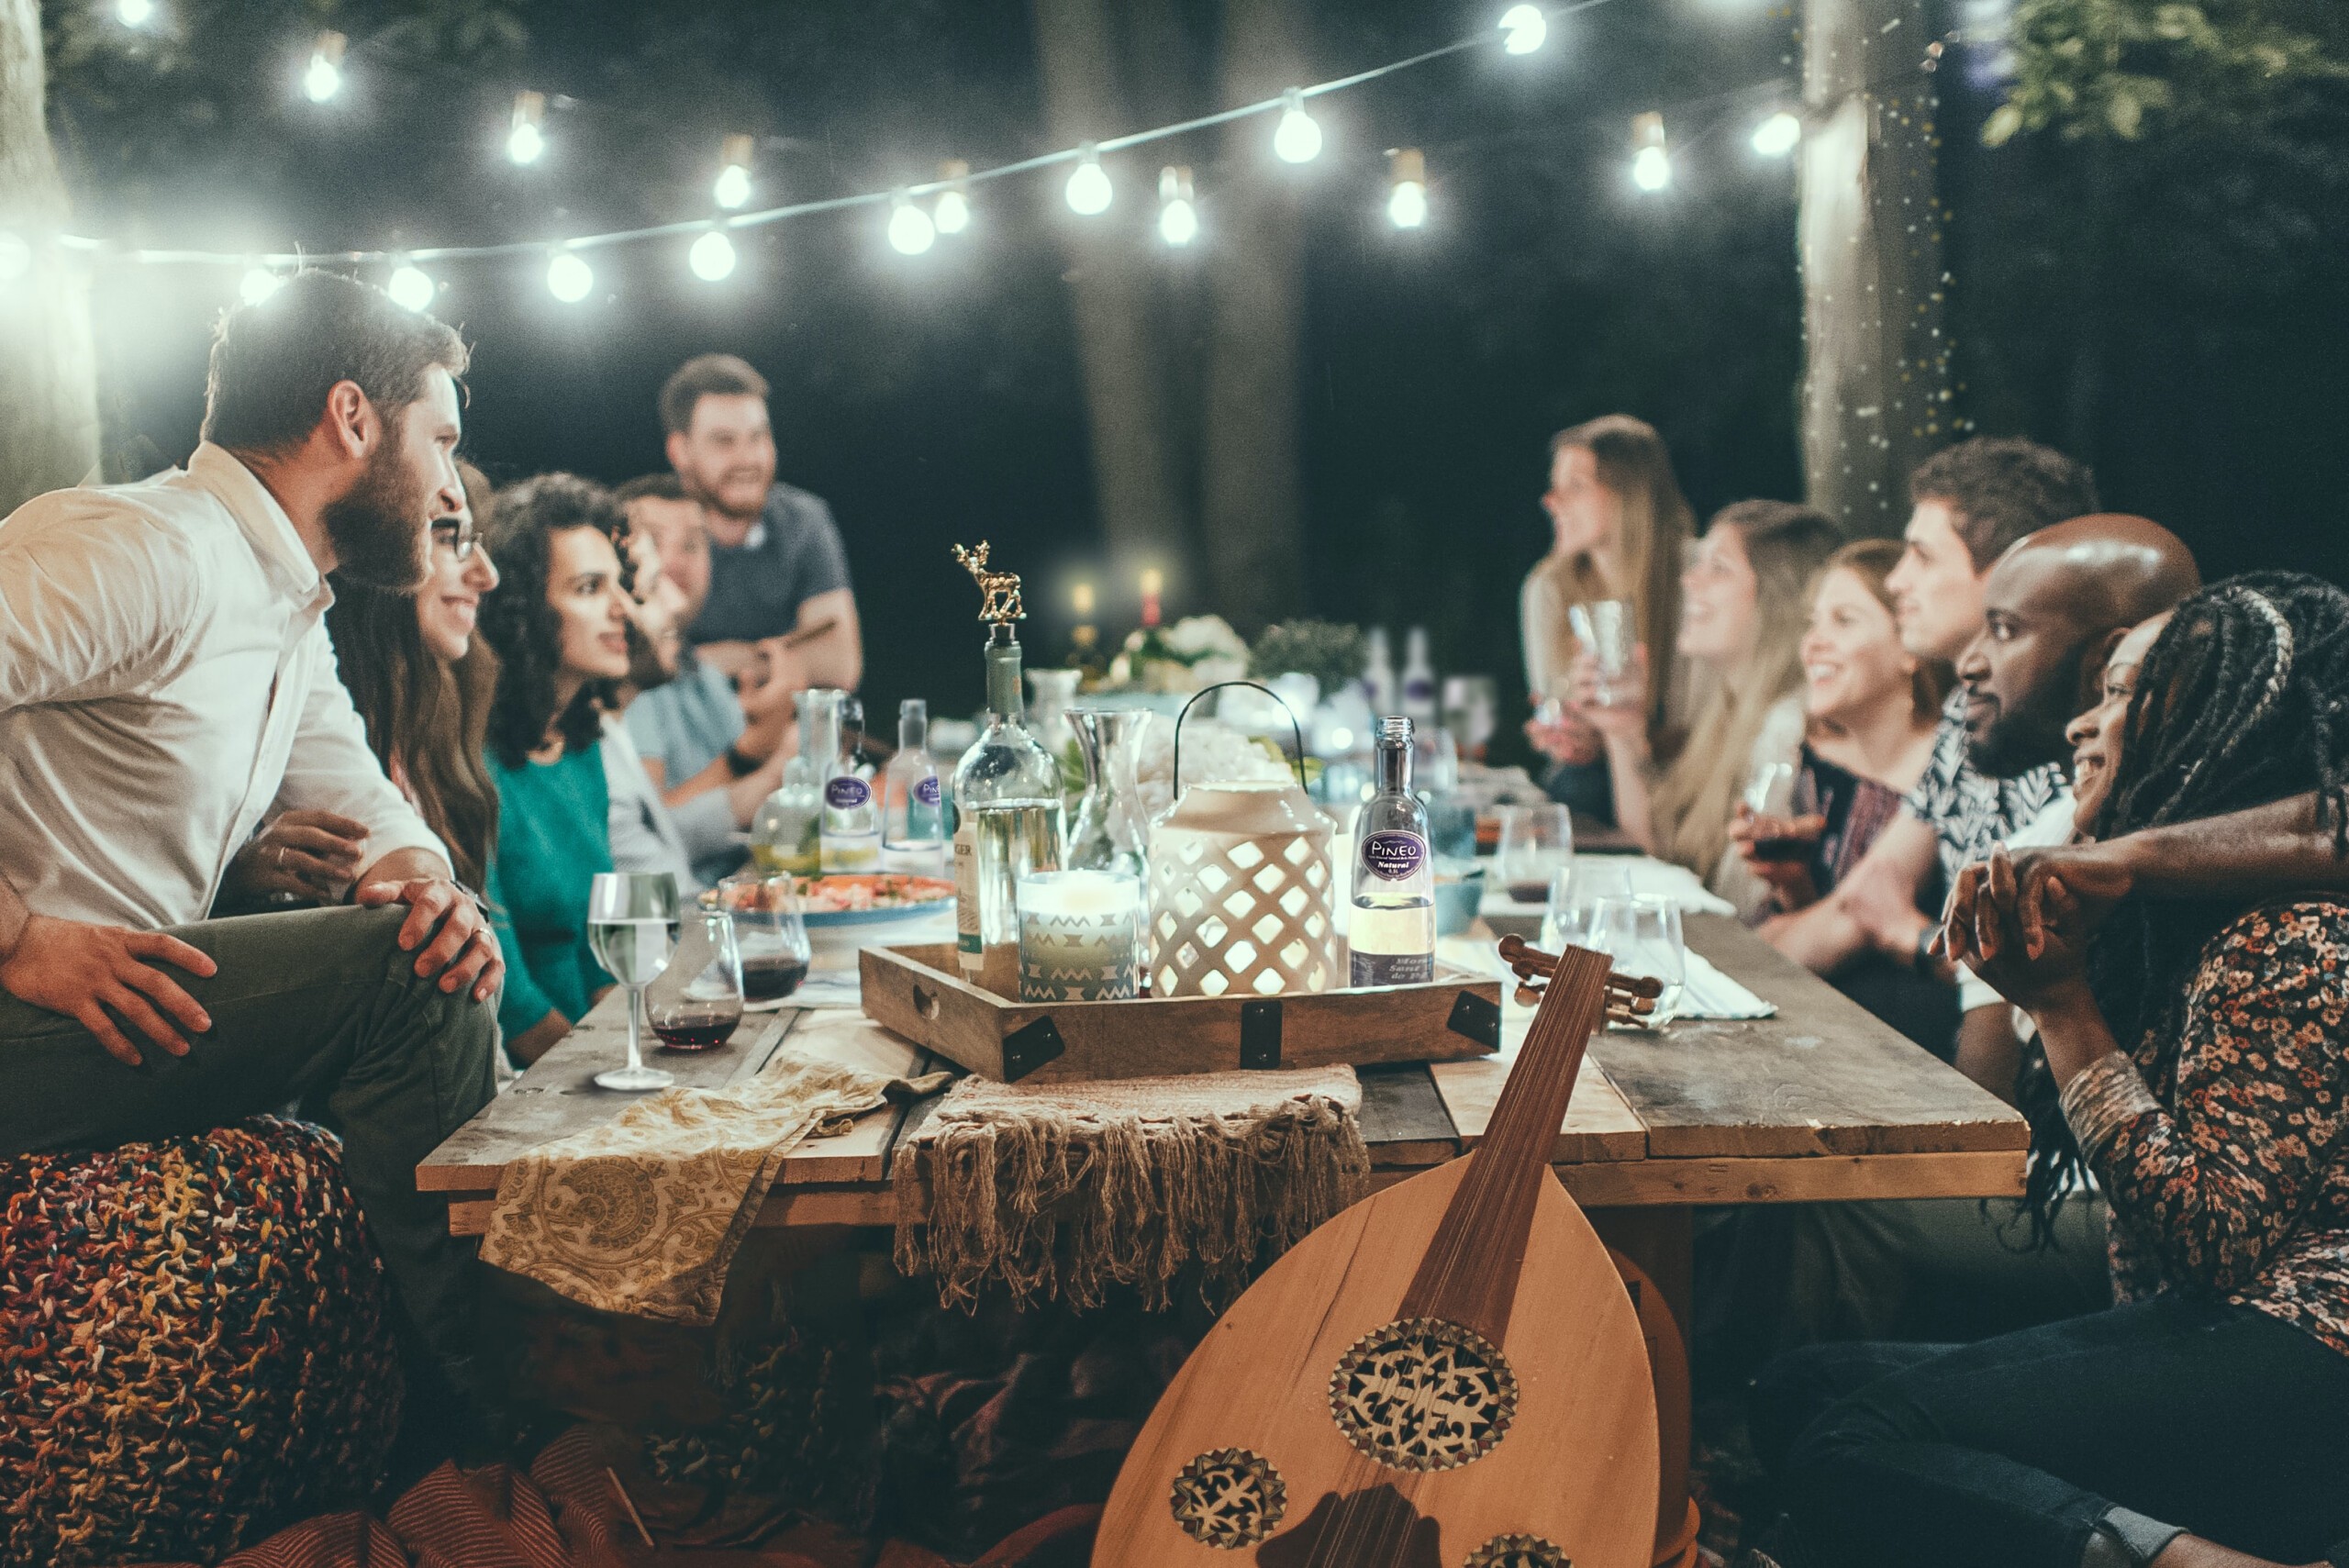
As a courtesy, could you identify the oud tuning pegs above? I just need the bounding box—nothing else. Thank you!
[1513,982,1545,1007]
[1497,934,1559,984]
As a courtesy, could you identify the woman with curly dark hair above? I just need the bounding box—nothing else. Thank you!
[476,473,643,1064]
[1754,574,2349,1568]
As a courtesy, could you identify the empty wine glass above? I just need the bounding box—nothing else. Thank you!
[716,872,813,1003]
[1590,894,1686,1025]
[1496,802,1574,905]
[1542,859,1630,951]
[1569,599,1639,708]
[587,871,680,1091]
[646,909,745,1051]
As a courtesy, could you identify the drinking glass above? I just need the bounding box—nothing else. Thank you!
[1541,859,1630,951]
[1590,894,1687,1024]
[1569,599,1639,708]
[716,873,813,1003]
[1495,802,1574,905]
[587,871,680,1091]
[1741,759,1810,865]
[646,909,745,1051]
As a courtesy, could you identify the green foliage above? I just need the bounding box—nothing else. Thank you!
[1989,0,2349,144]
[1247,619,1366,695]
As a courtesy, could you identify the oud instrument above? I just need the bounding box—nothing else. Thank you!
[1095,939,1664,1568]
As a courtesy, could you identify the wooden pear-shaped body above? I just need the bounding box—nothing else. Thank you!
[1094,944,1661,1568]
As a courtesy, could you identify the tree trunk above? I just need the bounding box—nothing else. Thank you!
[1798,0,1952,536]
[0,0,96,511]
[1197,0,1307,636]
[1030,0,1192,587]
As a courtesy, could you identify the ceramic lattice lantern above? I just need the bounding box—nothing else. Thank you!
[1147,685,1335,997]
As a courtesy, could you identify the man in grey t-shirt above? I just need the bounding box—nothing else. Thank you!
[660,352,863,693]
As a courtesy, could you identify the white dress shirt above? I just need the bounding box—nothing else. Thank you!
[0,442,448,929]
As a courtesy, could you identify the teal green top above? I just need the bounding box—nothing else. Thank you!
[485,745,615,1040]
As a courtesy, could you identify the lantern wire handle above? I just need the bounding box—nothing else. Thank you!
[1170,681,1310,801]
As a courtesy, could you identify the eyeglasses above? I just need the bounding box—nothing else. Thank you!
[430,515,476,562]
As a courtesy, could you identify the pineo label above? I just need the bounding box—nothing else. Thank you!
[914,776,943,806]
[1360,829,1428,882]
[826,776,872,809]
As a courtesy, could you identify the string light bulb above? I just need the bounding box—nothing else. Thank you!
[933,159,971,235]
[302,31,346,104]
[1156,166,1198,247]
[713,133,753,209]
[546,248,593,302]
[688,228,737,281]
[1752,110,1802,156]
[1631,111,1671,192]
[1065,144,1112,216]
[1499,5,1549,54]
[1273,87,1322,163]
[1387,148,1429,229]
[887,193,936,256]
[507,91,547,166]
[0,232,30,283]
[239,265,283,307]
[115,0,154,28]
[386,260,435,312]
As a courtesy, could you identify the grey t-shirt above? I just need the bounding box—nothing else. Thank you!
[688,482,852,646]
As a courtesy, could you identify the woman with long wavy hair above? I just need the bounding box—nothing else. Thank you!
[1520,415,1698,818]
[223,462,503,903]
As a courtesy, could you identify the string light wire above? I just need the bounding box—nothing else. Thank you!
[44,0,1646,273]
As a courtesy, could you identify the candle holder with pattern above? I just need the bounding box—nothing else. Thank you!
[1015,869,1146,1001]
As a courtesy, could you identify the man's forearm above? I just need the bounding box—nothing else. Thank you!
[1762,893,1871,974]
[2114,793,2349,899]
[798,624,862,692]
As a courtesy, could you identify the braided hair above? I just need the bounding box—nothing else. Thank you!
[2017,573,2349,1237]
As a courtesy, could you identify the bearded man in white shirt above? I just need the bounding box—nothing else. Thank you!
[0,270,504,1448]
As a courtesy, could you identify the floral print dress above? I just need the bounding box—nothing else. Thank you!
[2061,899,2349,1356]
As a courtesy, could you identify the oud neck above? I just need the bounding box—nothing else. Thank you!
[1397,944,1613,1338]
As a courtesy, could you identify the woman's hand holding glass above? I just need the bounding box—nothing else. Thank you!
[1566,645,1651,748]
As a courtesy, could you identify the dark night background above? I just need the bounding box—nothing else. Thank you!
[41,0,2349,754]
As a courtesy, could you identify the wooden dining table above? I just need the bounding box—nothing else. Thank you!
[420,912,2025,1566]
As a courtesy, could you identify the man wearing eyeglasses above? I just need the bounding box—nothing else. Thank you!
[0,271,504,1458]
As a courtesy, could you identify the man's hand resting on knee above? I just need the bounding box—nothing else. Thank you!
[0,914,217,1065]
[351,853,503,1004]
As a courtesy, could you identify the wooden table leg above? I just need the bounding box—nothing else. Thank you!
[1595,1207,1698,1568]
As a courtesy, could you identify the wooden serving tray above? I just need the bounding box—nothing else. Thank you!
[859,942,1502,1084]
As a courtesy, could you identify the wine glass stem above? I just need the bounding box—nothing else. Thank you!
[626,985,646,1071]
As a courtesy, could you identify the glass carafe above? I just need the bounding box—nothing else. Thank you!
[1026,668,1084,806]
[1063,707,1152,879]
[645,908,746,1051]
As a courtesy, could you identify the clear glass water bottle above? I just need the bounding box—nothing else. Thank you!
[1400,626,1438,728]
[882,698,946,876]
[820,692,880,873]
[952,623,1063,988]
[1349,716,1435,986]
[750,688,840,877]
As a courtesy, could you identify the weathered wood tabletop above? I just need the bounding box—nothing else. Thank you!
[420,914,2026,1238]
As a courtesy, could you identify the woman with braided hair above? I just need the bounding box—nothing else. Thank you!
[1750,574,2349,1568]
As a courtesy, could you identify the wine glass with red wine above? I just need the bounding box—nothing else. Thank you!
[1741,761,1809,863]
[645,910,746,1052]
[716,872,813,1002]
[1496,802,1575,904]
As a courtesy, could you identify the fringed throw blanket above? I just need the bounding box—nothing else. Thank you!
[894,1064,1370,1311]
[481,1050,951,1325]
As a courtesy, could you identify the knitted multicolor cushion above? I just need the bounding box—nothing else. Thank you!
[1,1117,402,1568]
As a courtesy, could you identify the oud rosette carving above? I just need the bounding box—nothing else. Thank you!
[1465,1533,1572,1567]
[1327,1317,1520,1472]
[1168,1447,1286,1548]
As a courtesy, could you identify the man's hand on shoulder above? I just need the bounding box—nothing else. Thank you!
[0,915,217,1066]
[354,875,503,1003]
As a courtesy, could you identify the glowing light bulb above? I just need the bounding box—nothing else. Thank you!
[713,163,751,209]
[1157,165,1197,247]
[1631,111,1671,192]
[1753,110,1802,156]
[887,195,936,256]
[1387,148,1429,229]
[1273,87,1322,164]
[386,261,435,312]
[1500,4,1548,53]
[1065,145,1112,216]
[0,232,30,282]
[688,228,737,281]
[302,33,345,104]
[933,159,972,235]
[239,266,283,306]
[546,250,593,302]
[507,91,546,165]
[116,0,154,28]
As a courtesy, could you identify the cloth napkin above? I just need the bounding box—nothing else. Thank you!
[1675,948,1776,1019]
